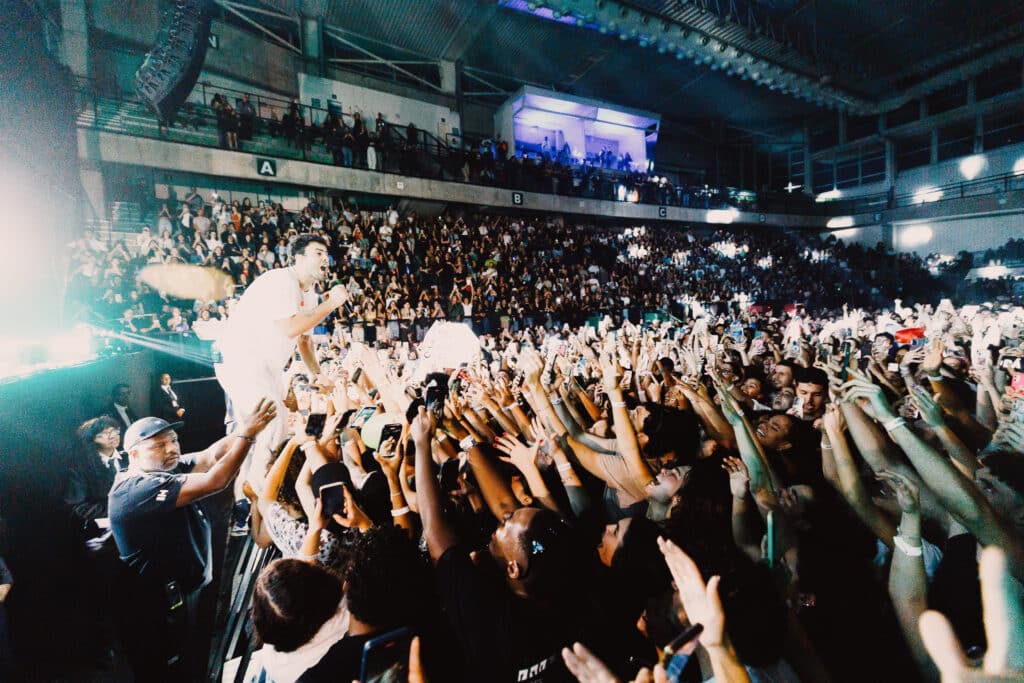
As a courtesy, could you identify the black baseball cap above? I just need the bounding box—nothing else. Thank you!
[124,417,183,451]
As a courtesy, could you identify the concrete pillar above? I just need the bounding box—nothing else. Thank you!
[802,122,813,195]
[300,16,324,76]
[884,139,896,188]
[930,128,939,165]
[439,60,458,95]
[974,112,984,153]
[60,0,90,78]
[881,223,895,252]
[80,163,106,222]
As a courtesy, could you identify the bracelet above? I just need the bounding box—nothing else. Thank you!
[391,506,410,518]
[502,403,517,412]
[550,398,563,406]
[883,417,906,433]
[611,400,627,408]
[927,374,943,382]
[390,491,404,498]
[235,434,255,442]
[821,442,833,450]
[893,534,923,556]
[436,432,447,441]
[556,462,573,473]
[459,435,477,451]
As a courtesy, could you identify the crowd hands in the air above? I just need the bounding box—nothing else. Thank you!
[66,192,1020,341]
[243,294,1024,683]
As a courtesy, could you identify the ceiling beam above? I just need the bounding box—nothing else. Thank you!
[440,0,500,62]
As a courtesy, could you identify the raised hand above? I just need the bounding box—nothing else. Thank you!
[239,398,278,438]
[332,484,372,531]
[876,470,920,515]
[409,406,436,445]
[920,547,1024,682]
[657,537,727,648]
[599,352,623,393]
[372,437,403,476]
[722,457,750,498]
[326,284,349,308]
[494,433,540,474]
[560,642,619,683]
[909,385,946,428]
[922,338,944,375]
[840,374,895,420]
[822,403,846,435]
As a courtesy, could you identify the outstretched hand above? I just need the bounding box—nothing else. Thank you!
[657,537,727,648]
[239,398,277,438]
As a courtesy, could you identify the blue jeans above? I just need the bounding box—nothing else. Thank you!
[342,147,353,167]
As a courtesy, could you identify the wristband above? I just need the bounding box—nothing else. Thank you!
[502,403,517,412]
[549,398,563,406]
[883,417,906,433]
[725,384,735,392]
[927,374,943,382]
[893,535,923,556]
[235,434,255,443]
[821,442,833,450]
[391,506,410,518]
[611,400,627,408]
[459,435,477,451]
[557,462,573,473]
[436,432,447,441]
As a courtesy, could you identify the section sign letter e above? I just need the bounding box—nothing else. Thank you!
[257,158,277,177]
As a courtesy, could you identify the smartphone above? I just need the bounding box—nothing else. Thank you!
[620,370,633,388]
[318,481,346,519]
[305,412,328,436]
[792,395,805,415]
[360,627,413,683]
[351,367,364,383]
[1011,372,1024,393]
[910,337,927,351]
[379,423,403,444]
[350,405,377,429]
[887,362,900,373]
[817,345,832,364]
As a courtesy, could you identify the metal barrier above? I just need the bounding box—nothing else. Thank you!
[207,538,279,683]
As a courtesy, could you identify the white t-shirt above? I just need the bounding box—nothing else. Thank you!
[218,267,319,378]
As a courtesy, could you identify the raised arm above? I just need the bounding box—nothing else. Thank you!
[411,408,458,563]
[176,399,277,507]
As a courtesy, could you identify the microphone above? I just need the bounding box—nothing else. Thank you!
[328,279,357,316]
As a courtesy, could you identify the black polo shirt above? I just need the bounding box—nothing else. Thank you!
[108,457,212,594]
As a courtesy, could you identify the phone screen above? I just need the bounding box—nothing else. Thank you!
[379,423,402,444]
[305,413,328,436]
[318,481,346,519]
[350,406,377,429]
[360,627,412,683]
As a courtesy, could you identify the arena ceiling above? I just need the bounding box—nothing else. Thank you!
[223,0,1024,139]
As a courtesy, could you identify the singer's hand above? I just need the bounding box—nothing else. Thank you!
[327,285,348,308]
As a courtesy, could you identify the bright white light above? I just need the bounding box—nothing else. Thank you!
[900,225,934,248]
[977,262,1009,279]
[959,155,986,180]
[826,216,855,228]
[706,208,739,224]
[913,187,943,204]
[815,189,842,202]
[757,256,773,269]
[46,325,95,365]
[616,184,627,202]
[832,228,859,240]
[1013,158,1024,175]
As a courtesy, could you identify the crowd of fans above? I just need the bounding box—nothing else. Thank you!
[59,263,1024,681]
[47,185,1024,682]
[66,190,1000,346]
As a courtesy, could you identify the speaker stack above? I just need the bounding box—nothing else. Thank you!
[134,0,213,122]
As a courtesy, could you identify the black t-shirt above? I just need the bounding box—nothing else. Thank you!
[297,633,372,683]
[436,546,646,683]
[108,458,212,593]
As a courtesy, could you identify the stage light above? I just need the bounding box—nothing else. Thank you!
[826,216,855,228]
[46,325,96,365]
[976,261,1009,279]
[959,155,985,180]
[816,188,842,202]
[913,186,942,204]
[1013,158,1024,175]
[900,224,933,248]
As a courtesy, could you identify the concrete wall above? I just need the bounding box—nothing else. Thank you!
[78,128,829,228]
[893,213,1023,256]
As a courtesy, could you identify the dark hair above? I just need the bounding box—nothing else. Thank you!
[517,509,577,602]
[641,404,700,464]
[111,383,129,397]
[77,416,121,445]
[775,360,798,375]
[344,526,431,630]
[252,559,343,652]
[666,455,733,569]
[982,448,1024,499]
[609,516,671,599]
[795,367,828,389]
[292,233,329,258]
